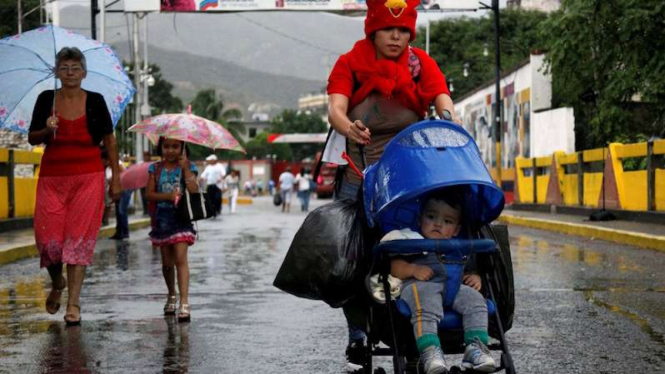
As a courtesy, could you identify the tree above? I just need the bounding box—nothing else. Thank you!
[542,0,665,149]
[119,62,184,156]
[188,89,247,160]
[123,62,183,114]
[413,9,549,99]
[269,109,328,161]
[147,64,184,114]
[0,0,42,39]
[244,132,292,161]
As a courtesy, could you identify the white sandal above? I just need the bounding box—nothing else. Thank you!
[164,295,177,315]
[177,304,191,322]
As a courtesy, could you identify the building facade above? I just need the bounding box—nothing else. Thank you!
[454,53,575,176]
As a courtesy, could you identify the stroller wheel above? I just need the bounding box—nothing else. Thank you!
[373,368,387,374]
[501,353,516,374]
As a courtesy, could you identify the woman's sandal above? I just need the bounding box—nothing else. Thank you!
[45,279,66,315]
[64,304,81,326]
[177,304,191,323]
[164,295,177,315]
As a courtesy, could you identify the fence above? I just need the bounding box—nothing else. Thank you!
[514,140,665,211]
[0,149,42,219]
[4,139,665,220]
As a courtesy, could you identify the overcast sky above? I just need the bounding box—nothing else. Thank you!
[55,0,507,21]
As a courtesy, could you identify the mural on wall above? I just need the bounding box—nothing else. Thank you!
[461,85,531,170]
[462,99,494,168]
[503,83,519,169]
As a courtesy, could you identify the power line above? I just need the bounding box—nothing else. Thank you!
[234,14,343,57]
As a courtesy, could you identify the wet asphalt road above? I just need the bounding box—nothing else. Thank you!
[0,196,663,374]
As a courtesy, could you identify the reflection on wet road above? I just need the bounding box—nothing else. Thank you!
[0,197,663,373]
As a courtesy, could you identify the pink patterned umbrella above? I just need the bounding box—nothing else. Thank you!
[120,161,153,190]
[128,112,245,153]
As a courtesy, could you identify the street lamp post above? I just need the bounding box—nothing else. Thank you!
[493,0,502,187]
[480,0,502,187]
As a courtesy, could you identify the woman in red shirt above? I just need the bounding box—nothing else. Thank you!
[28,47,121,326]
[325,0,459,371]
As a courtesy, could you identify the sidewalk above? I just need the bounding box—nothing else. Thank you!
[499,208,665,252]
[0,215,151,266]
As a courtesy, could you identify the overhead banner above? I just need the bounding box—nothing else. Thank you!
[160,0,479,12]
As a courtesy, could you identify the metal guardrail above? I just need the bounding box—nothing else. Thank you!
[514,140,665,211]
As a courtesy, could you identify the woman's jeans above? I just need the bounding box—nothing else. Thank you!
[298,190,311,211]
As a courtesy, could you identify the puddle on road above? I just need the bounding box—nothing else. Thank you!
[511,235,645,275]
[584,290,665,361]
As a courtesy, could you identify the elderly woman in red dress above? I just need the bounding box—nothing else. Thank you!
[28,47,121,326]
[325,0,458,371]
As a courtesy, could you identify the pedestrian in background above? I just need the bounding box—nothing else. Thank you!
[199,154,225,217]
[294,168,313,212]
[111,155,132,240]
[224,169,240,213]
[256,179,264,195]
[268,179,275,196]
[28,47,121,326]
[140,151,152,216]
[279,167,295,213]
[146,137,199,322]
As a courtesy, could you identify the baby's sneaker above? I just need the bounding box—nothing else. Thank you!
[420,346,448,374]
[461,338,496,372]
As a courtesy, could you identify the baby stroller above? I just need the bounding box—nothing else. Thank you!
[349,120,516,374]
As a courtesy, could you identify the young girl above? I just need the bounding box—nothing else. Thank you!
[146,137,199,322]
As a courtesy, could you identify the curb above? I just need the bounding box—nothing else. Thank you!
[497,214,665,253]
[222,197,253,205]
[0,218,152,267]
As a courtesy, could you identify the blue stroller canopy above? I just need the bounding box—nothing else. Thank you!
[362,120,505,232]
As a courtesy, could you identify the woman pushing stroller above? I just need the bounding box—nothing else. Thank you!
[325,0,459,369]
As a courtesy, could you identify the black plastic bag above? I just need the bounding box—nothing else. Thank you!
[273,191,283,206]
[273,198,377,308]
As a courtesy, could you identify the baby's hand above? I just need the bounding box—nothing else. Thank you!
[413,265,434,281]
[463,274,482,291]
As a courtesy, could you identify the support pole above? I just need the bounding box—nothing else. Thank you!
[647,141,655,211]
[99,0,105,42]
[577,152,584,206]
[426,19,430,55]
[8,150,15,218]
[133,13,143,163]
[142,14,150,154]
[493,0,502,188]
[18,0,23,34]
[532,157,537,204]
[91,0,97,39]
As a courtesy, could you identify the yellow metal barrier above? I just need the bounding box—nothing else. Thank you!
[0,148,42,219]
[515,139,665,212]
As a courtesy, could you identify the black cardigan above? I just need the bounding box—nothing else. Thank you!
[29,89,113,145]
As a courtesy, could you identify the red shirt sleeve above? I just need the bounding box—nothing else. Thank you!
[327,54,354,98]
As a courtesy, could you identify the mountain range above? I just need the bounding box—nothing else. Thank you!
[58,6,369,115]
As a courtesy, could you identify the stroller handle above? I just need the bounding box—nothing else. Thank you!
[373,238,496,258]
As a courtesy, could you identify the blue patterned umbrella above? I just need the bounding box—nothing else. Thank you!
[0,25,134,133]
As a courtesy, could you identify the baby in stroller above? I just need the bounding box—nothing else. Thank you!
[361,120,514,374]
[384,186,495,373]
